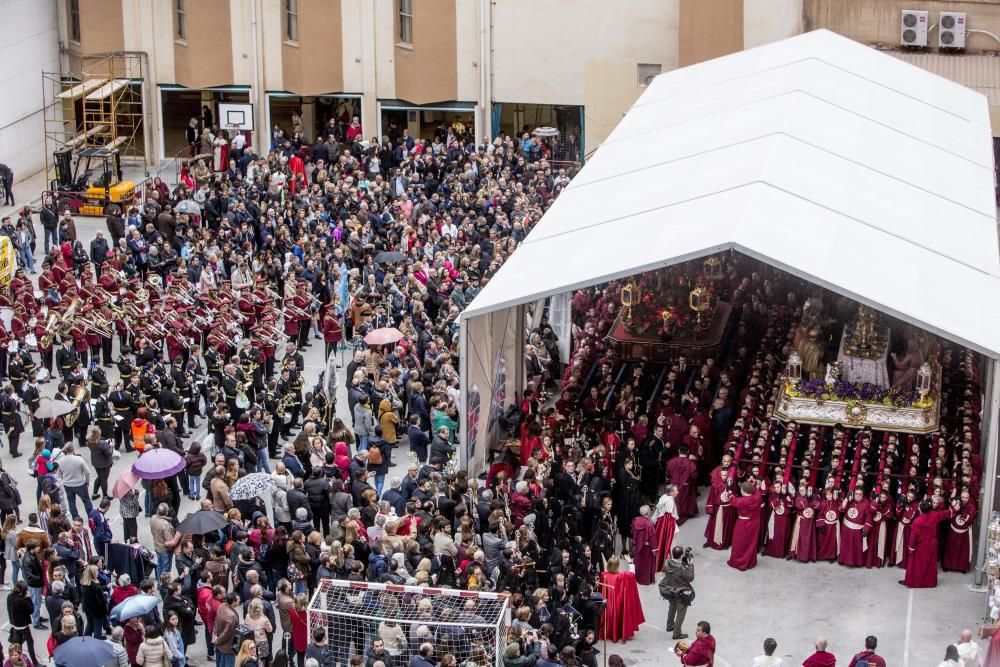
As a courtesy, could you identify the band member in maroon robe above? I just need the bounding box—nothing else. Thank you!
[890,489,919,568]
[838,488,871,567]
[763,481,794,559]
[630,506,657,585]
[790,483,819,562]
[902,500,955,588]
[666,445,699,524]
[727,481,764,571]
[817,488,840,562]
[598,556,644,643]
[703,470,734,550]
[866,490,893,568]
[942,489,977,573]
[652,485,679,573]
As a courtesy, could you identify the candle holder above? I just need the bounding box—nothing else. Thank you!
[689,286,710,332]
[786,351,802,383]
[917,362,933,397]
[703,255,723,281]
[620,280,639,325]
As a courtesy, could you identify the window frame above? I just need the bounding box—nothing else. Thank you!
[285,0,299,43]
[175,0,187,41]
[398,0,413,45]
[69,0,81,43]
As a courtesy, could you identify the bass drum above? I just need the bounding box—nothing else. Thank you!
[35,368,49,382]
[24,333,37,351]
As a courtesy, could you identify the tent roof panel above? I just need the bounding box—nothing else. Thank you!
[463,30,1000,357]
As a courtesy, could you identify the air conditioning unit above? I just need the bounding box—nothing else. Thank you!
[939,11,967,49]
[900,9,929,47]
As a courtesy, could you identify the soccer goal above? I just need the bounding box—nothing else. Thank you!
[308,579,511,667]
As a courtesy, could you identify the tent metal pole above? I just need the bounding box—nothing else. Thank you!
[975,357,1000,585]
[459,316,469,473]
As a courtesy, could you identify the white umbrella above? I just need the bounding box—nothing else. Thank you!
[230,472,275,501]
[174,200,201,215]
[531,126,560,138]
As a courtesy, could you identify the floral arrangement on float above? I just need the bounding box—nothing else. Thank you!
[776,355,940,433]
[619,273,714,340]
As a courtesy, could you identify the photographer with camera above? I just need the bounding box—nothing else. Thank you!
[658,545,695,639]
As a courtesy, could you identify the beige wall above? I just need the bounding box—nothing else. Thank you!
[804,0,1000,51]
[394,0,458,104]
[281,0,344,96]
[492,0,680,106]
[173,0,234,89]
[72,0,124,53]
[679,0,744,66]
[745,0,804,49]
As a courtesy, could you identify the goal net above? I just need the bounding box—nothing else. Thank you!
[308,579,511,667]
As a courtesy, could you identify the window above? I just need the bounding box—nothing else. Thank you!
[69,0,80,43]
[285,0,299,42]
[637,63,662,86]
[398,0,413,44]
[175,0,187,40]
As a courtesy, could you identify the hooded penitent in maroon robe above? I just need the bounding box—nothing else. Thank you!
[942,502,977,573]
[727,488,763,571]
[790,495,818,562]
[817,499,840,561]
[630,515,657,585]
[666,455,699,523]
[598,569,644,643]
[838,498,871,567]
[703,479,734,550]
[653,495,678,573]
[763,493,793,558]
[903,508,953,588]
[865,499,893,568]
[889,500,918,568]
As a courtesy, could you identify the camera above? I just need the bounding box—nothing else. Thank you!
[682,546,694,564]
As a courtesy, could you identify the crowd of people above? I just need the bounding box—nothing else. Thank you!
[525,258,983,587]
[0,103,987,667]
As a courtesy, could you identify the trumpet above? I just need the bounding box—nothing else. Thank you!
[285,304,311,319]
[80,316,114,340]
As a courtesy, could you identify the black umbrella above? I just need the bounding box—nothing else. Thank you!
[177,509,227,535]
[374,251,410,265]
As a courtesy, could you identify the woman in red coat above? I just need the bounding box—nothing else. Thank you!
[902,500,954,588]
[727,482,763,571]
[289,592,310,664]
[942,490,977,573]
[597,556,644,643]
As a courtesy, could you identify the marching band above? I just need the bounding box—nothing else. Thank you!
[0,249,341,457]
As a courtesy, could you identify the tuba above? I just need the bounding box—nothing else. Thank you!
[39,312,62,349]
[63,385,91,428]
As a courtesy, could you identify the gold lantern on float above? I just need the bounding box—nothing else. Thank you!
[620,279,639,324]
[689,286,710,331]
[704,255,723,281]
[917,362,933,397]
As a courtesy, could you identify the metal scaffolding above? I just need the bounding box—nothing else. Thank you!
[42,52,147,189]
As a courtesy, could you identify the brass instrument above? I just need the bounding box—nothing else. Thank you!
[39,312,61,348]
[275,393,295,423]
[80,315,114,340]
[63,385,91,428]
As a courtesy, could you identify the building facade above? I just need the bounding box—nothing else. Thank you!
[20,0,1000,175]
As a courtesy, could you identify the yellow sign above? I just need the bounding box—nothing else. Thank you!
[0,237,17,287]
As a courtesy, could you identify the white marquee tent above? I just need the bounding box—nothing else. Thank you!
[457,29,1000,577]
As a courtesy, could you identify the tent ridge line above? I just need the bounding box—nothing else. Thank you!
[730,242,1000,359]
[565,129,994,221]
[516,183,755,247]
[756,182,1000,279]
[600,88,991,173]
[631,51,986,129]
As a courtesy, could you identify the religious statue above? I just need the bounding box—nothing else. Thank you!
[890,336,923,389]
[798,328,824,381]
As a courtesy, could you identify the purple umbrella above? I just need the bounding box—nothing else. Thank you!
[132,448,185,480]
